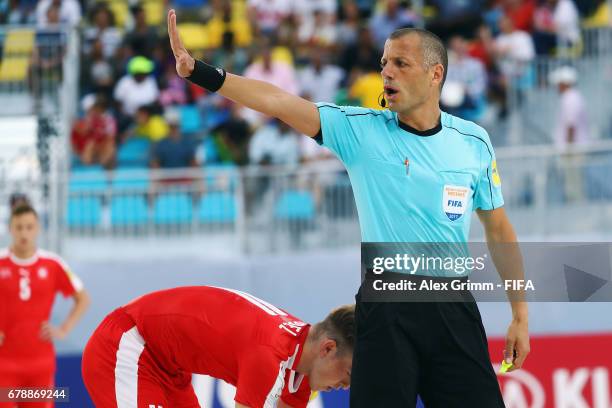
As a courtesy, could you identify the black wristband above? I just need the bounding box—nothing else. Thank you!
[186,59,227,92]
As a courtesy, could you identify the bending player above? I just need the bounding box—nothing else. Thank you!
[82,286,354,408]
[0,204,90,408]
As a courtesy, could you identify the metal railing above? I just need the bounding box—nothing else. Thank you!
[501,27,612,146]
[60,142,612,253]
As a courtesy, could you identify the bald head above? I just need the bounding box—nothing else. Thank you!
[389,28,448,90]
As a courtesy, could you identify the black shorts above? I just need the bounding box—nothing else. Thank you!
[350,277,506,408]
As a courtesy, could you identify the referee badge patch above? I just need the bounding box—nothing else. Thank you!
[443,185,469,221]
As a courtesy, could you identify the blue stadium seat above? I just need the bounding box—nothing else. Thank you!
[201,136,219,163]
[199,192,236,223]
[111,168,151,191]
[274,190,315,220]
[153,192,193,225]
[204,163,238,189]
[66,196,102,228]
[69,166,108,193]
[179,105,202,134]
[116,137,151,168]
[110,195,149,227]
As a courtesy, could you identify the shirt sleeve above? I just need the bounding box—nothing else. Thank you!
[52,256,83,297]
[315,103,368,165]
[234,345,291,408]
[473,138,504,211]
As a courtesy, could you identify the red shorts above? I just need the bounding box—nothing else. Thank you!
[81,309,200,408]
[0,368,54,408]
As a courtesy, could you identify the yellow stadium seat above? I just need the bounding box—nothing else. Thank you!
[177,23,208,50]
[143,0,165,26]
[107,1,129,28]
[251,46,294,66]
[231,0,247,20]
[231,19,252,47]
[4,29,35,55]
[206,18,224,49]
[0,57,30,82]
[583,3,610,28]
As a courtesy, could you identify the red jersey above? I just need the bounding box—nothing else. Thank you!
[0,249,83,371]
[122,286,312,408]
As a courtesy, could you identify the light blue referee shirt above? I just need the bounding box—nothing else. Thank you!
[315,103,504,245]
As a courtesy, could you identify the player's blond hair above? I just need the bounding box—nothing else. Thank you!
[313,304,355,356]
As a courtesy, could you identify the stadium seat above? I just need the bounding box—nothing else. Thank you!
[106,1,129,27]
[3,29,35,55]
[143,0,164,26]
[0,57,30,82]
[274,190,315,220]
[204,163,238,189]
[116,137,151,168]
[69,166,108,193]
[111,168,151,191]
[153,192,193,225]
[199,192,236,223]
[66,196,102,228]
[177,23,208,50]
[110,195,149,227]
[179,105,202,134]
[200,136,219,163]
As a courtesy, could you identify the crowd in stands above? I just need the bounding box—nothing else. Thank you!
[1,0,609,171]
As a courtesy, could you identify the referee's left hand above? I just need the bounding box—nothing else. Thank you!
[504,319,530,372]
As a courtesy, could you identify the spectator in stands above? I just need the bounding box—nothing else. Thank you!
[426,0,485,41]
[1,0,32,24]
[211,31,249,75]
[444,35,488,120]
[549,66,589,202]
[247,0,292,36]
[549,66,589,148]
[133,105,169,143]
[113,56,159,133]
[31,3,65,96]
[151,109,198,170]
[339,26,380,76]
[550,0,581,54]
[336,0,361,46]
[502,0,535,32]
[369,0,419,50]
[83,3,122,59]
[532,0,557,55]
[470,24,508,118]
[493,16,535,90]
[212,104,251,166]
[297,47,344,104]
[124,5,160,59]
[242,43,300,126]
[35,0,81,27]
[249,120,300,167]
[159,64,188,107]
[293,0,337,46]
[81,39,116,100]
[71,97,116,168]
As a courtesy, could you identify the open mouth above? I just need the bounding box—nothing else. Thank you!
[384,86,399,97]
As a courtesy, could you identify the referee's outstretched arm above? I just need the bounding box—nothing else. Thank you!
[167,9,321,138]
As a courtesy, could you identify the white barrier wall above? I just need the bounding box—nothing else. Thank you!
[51,247,612,355]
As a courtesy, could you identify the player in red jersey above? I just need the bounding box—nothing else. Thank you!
[0,204,90,408]
[82,286,355,408]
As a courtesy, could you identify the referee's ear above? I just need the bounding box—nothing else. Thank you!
[432,63,445,93]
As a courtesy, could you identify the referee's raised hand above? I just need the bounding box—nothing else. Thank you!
[167,9,195,78]
[165,9,321,137]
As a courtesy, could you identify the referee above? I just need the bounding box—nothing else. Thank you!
[168,9,528,408]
